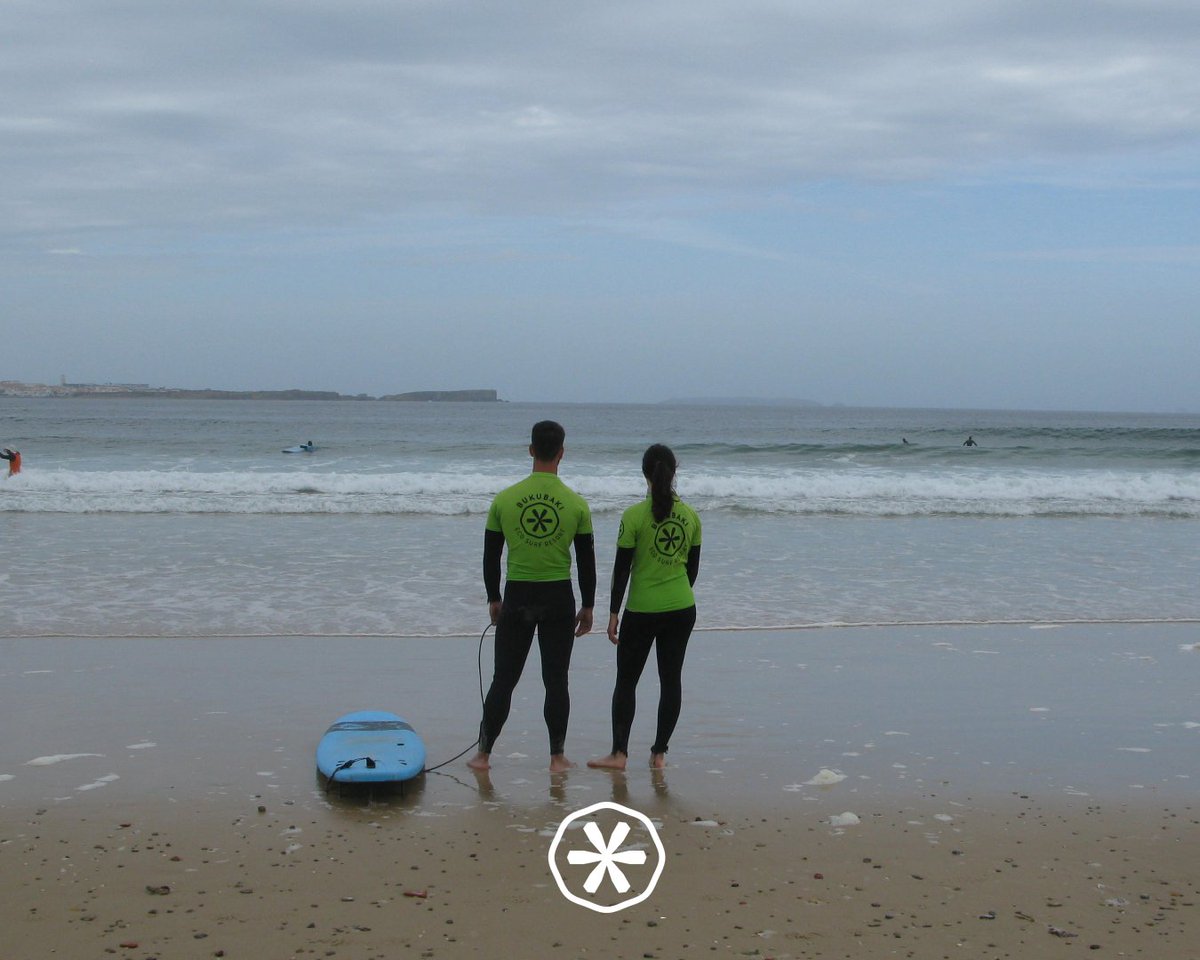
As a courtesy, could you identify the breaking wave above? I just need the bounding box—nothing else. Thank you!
[4,466,1198,518]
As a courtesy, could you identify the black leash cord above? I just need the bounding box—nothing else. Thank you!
[324,755,376,791]
[424,621,491,773]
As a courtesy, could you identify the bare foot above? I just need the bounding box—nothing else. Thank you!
[549,754,576,773]
[466,751,491,771]
[586,752,628,771]
[649,752,667,769]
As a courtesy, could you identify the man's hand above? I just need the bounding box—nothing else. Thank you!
[488,600,502,625]
[574,607,594,637]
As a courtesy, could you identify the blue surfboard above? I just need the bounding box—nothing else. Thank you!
[316,710,426,784]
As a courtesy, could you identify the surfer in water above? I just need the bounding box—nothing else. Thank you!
[468,421,595,774]
[588,444,701,772]
[1,448,20,476]
[963,435,978,447]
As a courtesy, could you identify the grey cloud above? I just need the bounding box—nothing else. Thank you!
[3,0,1199,241]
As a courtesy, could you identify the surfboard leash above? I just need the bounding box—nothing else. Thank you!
[324,755,377,791]
[424,621,491,773]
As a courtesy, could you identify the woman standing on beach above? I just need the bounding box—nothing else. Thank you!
[589,444,701,771]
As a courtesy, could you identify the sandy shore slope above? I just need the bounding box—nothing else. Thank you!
[3,625,1198,958]
[5,791,1198,960]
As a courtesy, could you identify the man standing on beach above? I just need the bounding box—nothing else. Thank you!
[468,420,595,773]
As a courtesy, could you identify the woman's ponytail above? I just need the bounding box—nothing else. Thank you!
[642,444,677,523]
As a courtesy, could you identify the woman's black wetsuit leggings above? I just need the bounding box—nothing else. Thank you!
[610,605,697,756]
[479,580,576,756]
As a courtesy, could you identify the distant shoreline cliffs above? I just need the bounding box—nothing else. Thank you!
[0,380,501,402]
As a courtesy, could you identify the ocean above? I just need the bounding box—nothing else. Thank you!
[1,397,1198,639]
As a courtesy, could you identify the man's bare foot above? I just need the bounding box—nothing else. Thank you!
[586,752,628,771]
[649,752,667,769]
[549,753,576,773]
[467,751,491,771]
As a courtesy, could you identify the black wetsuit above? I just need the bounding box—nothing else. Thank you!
[479,532,596,754]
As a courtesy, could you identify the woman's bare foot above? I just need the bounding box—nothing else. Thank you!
[649,752,667,769]
[466,751,491,771]
[586,752,628,771]
[549,753,576,773]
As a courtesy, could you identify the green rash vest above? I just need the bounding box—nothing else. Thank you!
[486,472,593,583]
[617,496,702,613]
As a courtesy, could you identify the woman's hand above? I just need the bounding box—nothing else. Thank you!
[607,613,620,645]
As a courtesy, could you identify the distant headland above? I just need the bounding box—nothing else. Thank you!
[0,380,501,402]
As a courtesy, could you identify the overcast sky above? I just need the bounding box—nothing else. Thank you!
[3,0,1198,411]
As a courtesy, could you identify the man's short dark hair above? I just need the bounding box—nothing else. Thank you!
[530,420,565,461]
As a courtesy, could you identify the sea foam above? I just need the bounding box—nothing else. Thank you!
[5,466,1197,518]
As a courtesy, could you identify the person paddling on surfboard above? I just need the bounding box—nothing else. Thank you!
[588,444,701,772]
[468,420,596,774]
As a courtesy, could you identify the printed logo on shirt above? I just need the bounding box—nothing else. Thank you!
[653,519,686,558]
[520,498,562,541]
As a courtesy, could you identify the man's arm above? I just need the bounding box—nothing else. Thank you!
[483,529,505,623]
[573,532,596,636]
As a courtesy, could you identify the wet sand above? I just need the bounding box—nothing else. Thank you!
[5,786,1198,959]
[3,624,1199,958]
